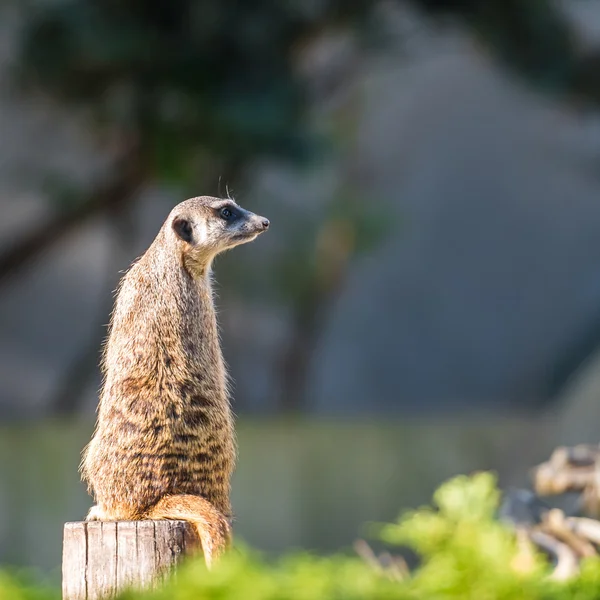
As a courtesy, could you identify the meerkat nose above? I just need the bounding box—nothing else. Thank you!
[260,218,270,230]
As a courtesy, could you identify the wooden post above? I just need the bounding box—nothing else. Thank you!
[62,521,200,600]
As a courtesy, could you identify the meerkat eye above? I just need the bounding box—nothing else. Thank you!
[172,217,194,243]
[220,207,233,220]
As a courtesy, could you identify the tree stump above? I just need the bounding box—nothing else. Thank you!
[62,521,200,600]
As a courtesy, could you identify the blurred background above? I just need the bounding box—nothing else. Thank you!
[1,0,600,583]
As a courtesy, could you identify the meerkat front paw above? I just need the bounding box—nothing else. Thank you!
[86,505,106,521]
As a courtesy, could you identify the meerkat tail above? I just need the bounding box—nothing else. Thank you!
[145,494,232,568]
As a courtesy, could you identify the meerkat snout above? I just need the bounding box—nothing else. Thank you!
[214,200,269,245]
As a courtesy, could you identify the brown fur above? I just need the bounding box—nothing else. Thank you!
[81,196,269,567]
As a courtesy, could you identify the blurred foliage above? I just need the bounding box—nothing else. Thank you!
[17,0,373,188]
[379,473,548,598]
[6,473,600,598]
[0,571,57,600]
[414,0,572,83]
[10,0,597,245]
[16,0,599,193]
[274,186,392,307]
[410,0,600,103]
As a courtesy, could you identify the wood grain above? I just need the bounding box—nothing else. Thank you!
[62,521,200,600]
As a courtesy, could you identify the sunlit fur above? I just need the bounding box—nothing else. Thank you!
[81,196,269,567]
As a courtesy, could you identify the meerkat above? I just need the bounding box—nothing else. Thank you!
[81,196,269,567]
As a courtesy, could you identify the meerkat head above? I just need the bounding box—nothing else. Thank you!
[167,196,270,274]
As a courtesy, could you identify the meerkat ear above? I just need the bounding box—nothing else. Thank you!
[172,217,195,243]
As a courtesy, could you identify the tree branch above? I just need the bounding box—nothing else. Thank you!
[0,149,146,284]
